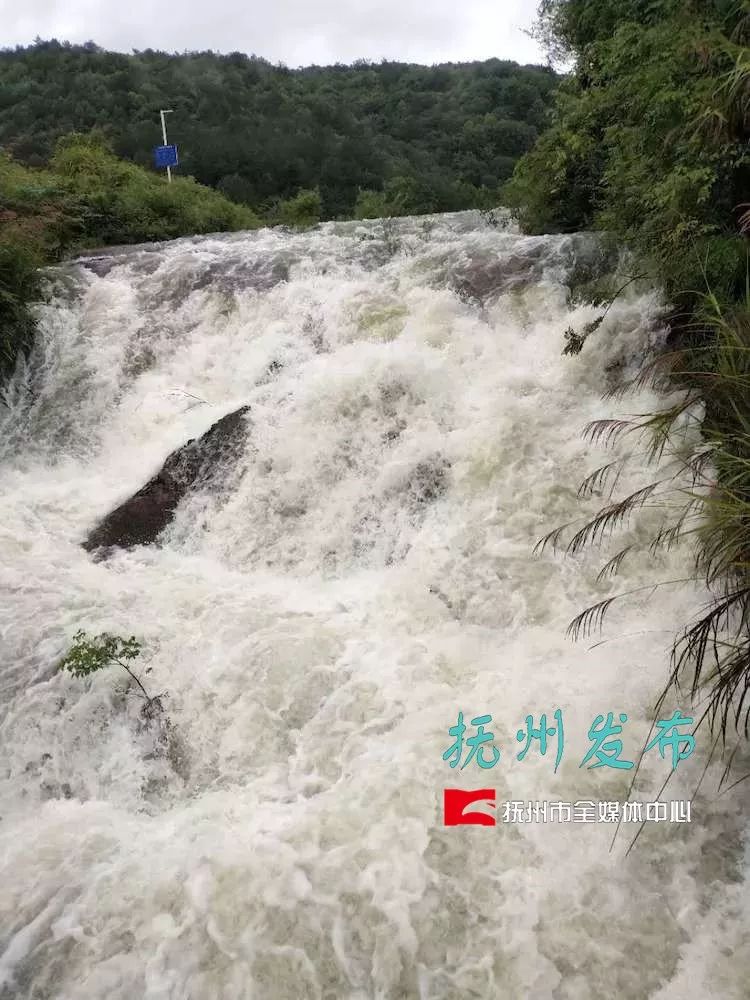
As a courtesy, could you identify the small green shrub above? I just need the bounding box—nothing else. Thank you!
[278,188,322,228]
[60,629,156,706]
[354,188,391,220]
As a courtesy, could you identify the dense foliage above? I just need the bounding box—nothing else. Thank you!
[510,0,750,743]
[0,135,259,378]
[0,40,557,220]
[505,0,749,305]
[60,630,161,712]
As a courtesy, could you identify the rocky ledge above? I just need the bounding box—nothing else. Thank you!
[83,406,251,552]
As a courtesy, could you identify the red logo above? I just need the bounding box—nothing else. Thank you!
[444,788,496,826]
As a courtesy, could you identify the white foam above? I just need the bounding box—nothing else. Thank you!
[0,212,747,998]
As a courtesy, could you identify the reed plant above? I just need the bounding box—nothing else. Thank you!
[539,285,750,742]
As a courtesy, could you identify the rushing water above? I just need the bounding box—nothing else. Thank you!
[0,212,748,999]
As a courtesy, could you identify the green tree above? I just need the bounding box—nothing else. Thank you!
[278,187,322,227]
[354,188,390,220]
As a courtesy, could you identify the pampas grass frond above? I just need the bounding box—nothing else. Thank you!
[542,288,750,744]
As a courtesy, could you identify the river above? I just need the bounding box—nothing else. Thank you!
[0,212,748,998]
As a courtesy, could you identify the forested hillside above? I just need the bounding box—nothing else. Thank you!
[0,40,557,219]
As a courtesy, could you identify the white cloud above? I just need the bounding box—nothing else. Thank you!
[1,0,546,66]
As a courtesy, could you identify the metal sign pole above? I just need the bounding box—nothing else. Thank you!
[159,109,173,183]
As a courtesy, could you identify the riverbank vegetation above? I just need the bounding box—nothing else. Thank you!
[509,0,750,742]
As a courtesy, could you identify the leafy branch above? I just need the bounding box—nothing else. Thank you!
[562,274,650,356]
[60,629,158,709]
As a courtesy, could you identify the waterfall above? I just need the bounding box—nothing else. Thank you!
[1,212,747,999]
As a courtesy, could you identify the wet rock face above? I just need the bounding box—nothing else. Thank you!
[447,245,549,306]
[450,258,525,304]
[404,457,450,508]
[83,406,251,552]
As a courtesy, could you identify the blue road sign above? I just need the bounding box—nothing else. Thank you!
[154,144,179,169]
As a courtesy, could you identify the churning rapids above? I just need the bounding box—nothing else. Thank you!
[1,212,749,999]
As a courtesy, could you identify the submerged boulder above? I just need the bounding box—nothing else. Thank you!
[449,248,544,305]
[83,406,251,552]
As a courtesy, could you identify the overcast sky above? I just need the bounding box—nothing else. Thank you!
[1,0,547,67]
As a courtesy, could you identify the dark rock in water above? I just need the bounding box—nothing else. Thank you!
[407,457,450,506]
[184,256,290,298]
[78,257,117,278]
[381,454,451,511]
[450,249,544,305]
[83,406,251,552]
